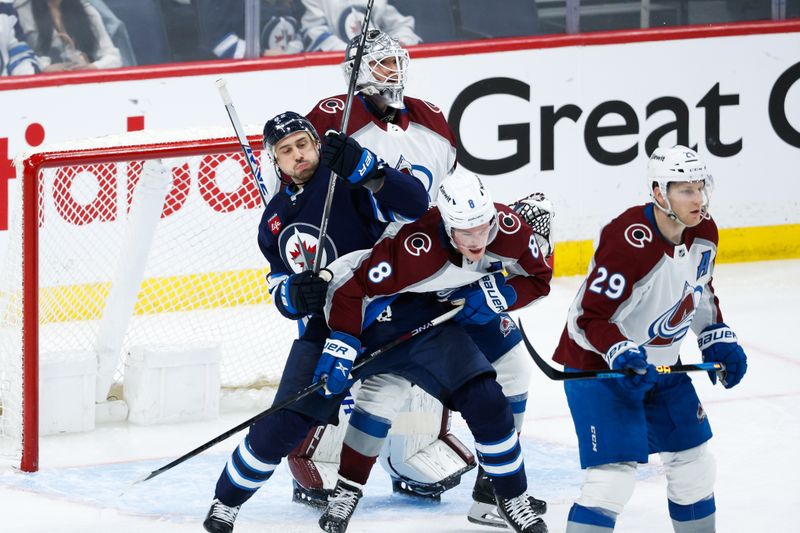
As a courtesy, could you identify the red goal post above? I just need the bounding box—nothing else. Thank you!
[0,128,294,472]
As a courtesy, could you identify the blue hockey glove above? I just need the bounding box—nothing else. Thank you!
[321,130,385,188]
[313,331,360,397]
[608,341,658,394]
[277,269,331,317]
[448,273,517,325]
[698,323,747,388]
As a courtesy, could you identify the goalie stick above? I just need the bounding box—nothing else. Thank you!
[127,304,462,488]
[518,320,725,381]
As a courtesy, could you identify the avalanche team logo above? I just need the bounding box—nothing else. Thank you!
[644,282,703,347]
[395,155,434,192]
[318,97,345,114]
[499,315,517,338]
[404,232,432,256]
[498,212,522,234]
[624,223,653,249]
[277,222,339,273]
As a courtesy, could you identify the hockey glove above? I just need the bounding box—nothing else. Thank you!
[278,269,332,317]
[314,331,360,397]
[698,323,747,388]
[608,342,658,394]
[321,130,385,188]
[448,273,517,325]
[510,192,555,258]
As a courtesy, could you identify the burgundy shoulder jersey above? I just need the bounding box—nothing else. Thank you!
[306,94,457,199]
[325,204,553,337]
[553,203,722,370]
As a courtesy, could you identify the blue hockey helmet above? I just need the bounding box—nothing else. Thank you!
[262,111,320,160]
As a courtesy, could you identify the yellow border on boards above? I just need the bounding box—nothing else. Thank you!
[552,223,800,277]
[11,224,799,324]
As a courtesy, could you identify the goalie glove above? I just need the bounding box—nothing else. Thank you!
[510,192,555,258]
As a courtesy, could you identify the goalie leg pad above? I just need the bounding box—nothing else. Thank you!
[576,462,637,515]
[378,384,475,499]
[661,442,716,505]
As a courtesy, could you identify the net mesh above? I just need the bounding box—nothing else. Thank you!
[0,130,294,467]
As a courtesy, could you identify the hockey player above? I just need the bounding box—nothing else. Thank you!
[317,168,552,533]
[202,110,428,532]
[553,146,748,532]
[296,28,549,527]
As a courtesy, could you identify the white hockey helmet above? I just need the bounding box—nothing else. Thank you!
[438,167,498,246]
[342,29,409,109]
[647,145,714,222]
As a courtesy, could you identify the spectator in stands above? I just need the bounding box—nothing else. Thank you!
[301,0,421,52]
[192,0,304,60]
[1,0,39,75]
[17,0,121,71]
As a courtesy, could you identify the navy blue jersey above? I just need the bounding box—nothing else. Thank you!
[258,163,427,296]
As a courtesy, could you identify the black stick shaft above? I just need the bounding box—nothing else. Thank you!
[312,0,376,273]
[135,304,461,484]
[519,319,724,381]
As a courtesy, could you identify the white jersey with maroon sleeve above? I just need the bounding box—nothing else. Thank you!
[307,95,457,199]
[324,204,553,337]
[553,203,723,370]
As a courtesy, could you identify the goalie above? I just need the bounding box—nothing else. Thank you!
[288,29,553,528]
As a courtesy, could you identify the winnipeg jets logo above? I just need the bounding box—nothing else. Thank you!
[644,282,703,347]
[277,222,338,273]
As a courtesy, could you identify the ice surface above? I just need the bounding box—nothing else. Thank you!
[2,260,798,532]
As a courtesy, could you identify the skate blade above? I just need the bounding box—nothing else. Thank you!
[467,501,509,529]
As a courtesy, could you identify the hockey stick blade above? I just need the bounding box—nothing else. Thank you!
[127,304,462,488]
[518,319,725,381]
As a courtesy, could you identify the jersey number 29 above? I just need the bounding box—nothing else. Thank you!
[588,267,626,299]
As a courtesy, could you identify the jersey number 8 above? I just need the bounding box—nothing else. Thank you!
[588,267,626,299]
[368,261,393,283]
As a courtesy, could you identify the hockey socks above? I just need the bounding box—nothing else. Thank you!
[215,410,313,507]
[450,375,527,498]
[339,407,392,485]
[566,503,617,532]
[668,495,716,533]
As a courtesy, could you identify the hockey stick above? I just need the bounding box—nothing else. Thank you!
[518,320,725,381]
[312,0,376,274]
[216,78,271,207]
[128,304,462,487]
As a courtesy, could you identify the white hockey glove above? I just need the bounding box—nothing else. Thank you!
[510,192,555,258]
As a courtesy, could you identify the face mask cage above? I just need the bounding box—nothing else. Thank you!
[342,31,409,108]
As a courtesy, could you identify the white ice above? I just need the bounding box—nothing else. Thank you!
[2,259,798,532]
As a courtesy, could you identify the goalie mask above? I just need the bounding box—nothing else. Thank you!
[342,29,409,109]
[647,145,714,224]
[438,168,498,255]
[511,192,555,258]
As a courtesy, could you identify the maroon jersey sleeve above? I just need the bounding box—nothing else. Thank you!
[489,205,553,309]
[569,206,662,357]
[326,209,449,336]
[404,97,458,148]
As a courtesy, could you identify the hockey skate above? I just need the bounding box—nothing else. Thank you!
[318,478,363,533]
[468,467,547,528]
[292,479,332,509]
[203,498,240,533]
[495,491,548,533]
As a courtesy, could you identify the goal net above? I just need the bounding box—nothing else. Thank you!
[0,127,294,471]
